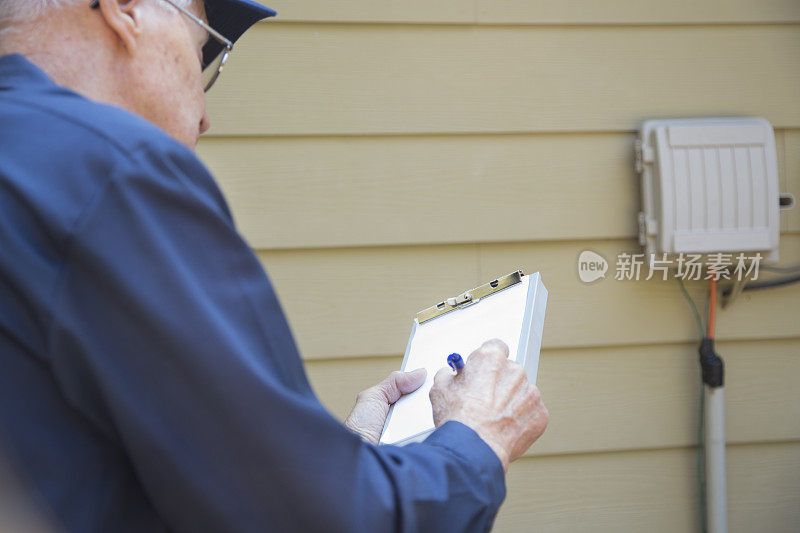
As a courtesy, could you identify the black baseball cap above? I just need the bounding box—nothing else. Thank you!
[202,0,276,66]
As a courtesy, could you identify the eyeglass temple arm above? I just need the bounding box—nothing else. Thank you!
[89,0,232,50]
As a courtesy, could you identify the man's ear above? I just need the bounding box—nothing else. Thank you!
[95,0,144,56]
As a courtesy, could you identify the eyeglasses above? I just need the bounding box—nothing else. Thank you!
[89,0,233,92]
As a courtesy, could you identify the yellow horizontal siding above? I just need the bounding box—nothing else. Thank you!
[267,0,800,25]
[202,6,799,530]
[494,441,800,532]
[260,235,800,359]
[304,339,800,457]
[206,24,800,135]
[476,1,800,26]
[198,132,639,248]
[197,129,798,249]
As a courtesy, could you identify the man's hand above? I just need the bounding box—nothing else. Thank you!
[429,339,548,472]
[345,368,427,444]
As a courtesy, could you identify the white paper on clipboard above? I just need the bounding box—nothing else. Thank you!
[379,271,547,446]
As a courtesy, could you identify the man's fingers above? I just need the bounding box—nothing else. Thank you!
[483,338,509,353]
[481,338,509,358]
[395,368,427,395]
[370,369,428,405]
[467,338,509,368]
[433,366,453,388]
[369,339,510,407]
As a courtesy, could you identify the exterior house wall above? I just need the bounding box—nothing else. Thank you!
[197,3,800,530]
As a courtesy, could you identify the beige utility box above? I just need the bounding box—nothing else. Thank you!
[636,117,783,262]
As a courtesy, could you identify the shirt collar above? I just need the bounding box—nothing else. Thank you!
[0,53,58,91]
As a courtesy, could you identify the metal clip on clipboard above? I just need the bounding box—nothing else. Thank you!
[417,270,525,324]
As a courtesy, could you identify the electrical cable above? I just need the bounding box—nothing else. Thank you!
[699,277,726,533]
[721,272,800,297]
[707,277,717,340]
[738,273,800,291]
[699,277,718,533]
[760,264,800,274]
[676,273,707,532]
[697,379,706,533]
[677,275,705,338]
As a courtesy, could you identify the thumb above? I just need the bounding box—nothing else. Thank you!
[396,368,427,395]
[374,368,428,405]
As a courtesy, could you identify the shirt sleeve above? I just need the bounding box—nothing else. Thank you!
[46,143,506,532]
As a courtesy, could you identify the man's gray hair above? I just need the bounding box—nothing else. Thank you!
[0,0,191,35]
[0,1,81,28]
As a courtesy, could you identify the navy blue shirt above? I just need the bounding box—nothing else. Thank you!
[0,54,505,532]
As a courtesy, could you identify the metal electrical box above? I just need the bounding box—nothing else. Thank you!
[636,117,781,262]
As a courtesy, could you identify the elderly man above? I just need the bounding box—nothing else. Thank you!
[0,0,548,531]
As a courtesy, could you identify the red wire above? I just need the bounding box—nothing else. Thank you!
[707,276,717,339]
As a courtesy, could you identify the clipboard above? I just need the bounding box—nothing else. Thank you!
[379,270,548,446]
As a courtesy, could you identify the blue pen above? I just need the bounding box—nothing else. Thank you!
[447,352,465,373]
